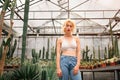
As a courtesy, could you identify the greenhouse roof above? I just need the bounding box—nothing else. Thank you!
[0,0,120,37]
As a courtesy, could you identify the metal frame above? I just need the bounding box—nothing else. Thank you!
[3,0,120,36]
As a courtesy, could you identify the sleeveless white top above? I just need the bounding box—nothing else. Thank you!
[61,37,77,51]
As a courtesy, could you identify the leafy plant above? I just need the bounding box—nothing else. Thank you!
[0,71,14,80]
[13,62,40,80]
[46,61,55,80]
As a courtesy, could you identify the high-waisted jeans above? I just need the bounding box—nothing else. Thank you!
[59,55,82,80]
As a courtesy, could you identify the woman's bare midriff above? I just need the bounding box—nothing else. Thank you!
[62,50,76,57]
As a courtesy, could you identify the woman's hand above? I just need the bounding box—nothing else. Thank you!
[73,65,79,75]
[57,68,62,77]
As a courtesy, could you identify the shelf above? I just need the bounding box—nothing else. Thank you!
[80,65,120,80]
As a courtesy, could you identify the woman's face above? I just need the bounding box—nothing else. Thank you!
[64,22,74,34]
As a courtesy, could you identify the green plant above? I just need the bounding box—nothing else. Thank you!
[104,47,107,60]
[46,38,50,60]
[41,69,47,80]
[39,49,41,59]
[0,71,14,80]
[13,62,40,80]
[114,36,119,57]
[46,61,56,80]
[6,35,17,59]
[98,46,101,61]
[93,46,96,60]
[42,46,45,59]
[21,0,30,65]
[82,45,90,61]
[32,49,40,63]
[51,46,56,61]
[0,35,12,75]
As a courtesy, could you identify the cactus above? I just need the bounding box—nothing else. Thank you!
[108,45,114,59]
[41,70,47,80]
[114,36,119,57]
[107,36,119,59]
[0,36,12,75]
[51,46,55,61]
[82,49,85,61]
[89,54,92,62]
[45,38,50,60]
[39,49,41,59]
[42,46,45,59]
[104,47,107,60]
[98,46,101,61]
[46,51,48,60]
[109,22,119,58]
[82,45,90,61]
[31,49,39,63]
[85,45,90,61]
[21,0,30,65]
[93,47,96,60]
[6,35,17,59]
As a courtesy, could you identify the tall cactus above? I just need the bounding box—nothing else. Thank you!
[85,45,90,61]
[104,47,107,60]
[51,46,55,61]
[98,46,101,61]
[114,36,119,57]
[46,38,50,60]
[42,46,45,59]
[39,49,41,59]
[93,47,96,60]
[21,0,30,65]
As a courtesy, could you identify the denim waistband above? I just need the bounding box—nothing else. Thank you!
[61,55,77,58]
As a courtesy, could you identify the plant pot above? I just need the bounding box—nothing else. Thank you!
[110,62,116,66]
[100,63,106,68]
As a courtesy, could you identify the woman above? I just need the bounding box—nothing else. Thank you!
[56,19,82,80]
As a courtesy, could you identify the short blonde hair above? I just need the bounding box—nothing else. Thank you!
[62,19,76,33]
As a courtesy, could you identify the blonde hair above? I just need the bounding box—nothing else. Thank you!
[61,19,76,34]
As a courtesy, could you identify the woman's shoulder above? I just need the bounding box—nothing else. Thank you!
[73,36,80,40]
[57,37,64,42]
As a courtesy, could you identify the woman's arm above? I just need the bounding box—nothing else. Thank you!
[56,38,62,77]
[73,36,81,75]
[56,38,61,69]
[76,37,81,66]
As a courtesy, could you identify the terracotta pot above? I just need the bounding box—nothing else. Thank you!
[110,62,116,66]
[100,63,106,68]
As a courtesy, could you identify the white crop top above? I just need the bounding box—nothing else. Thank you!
[61,37,77,51]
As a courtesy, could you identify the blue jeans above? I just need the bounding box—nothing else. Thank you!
[59,55,82,80]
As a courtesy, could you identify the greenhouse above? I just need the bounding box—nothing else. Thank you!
[0,0,120,80]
